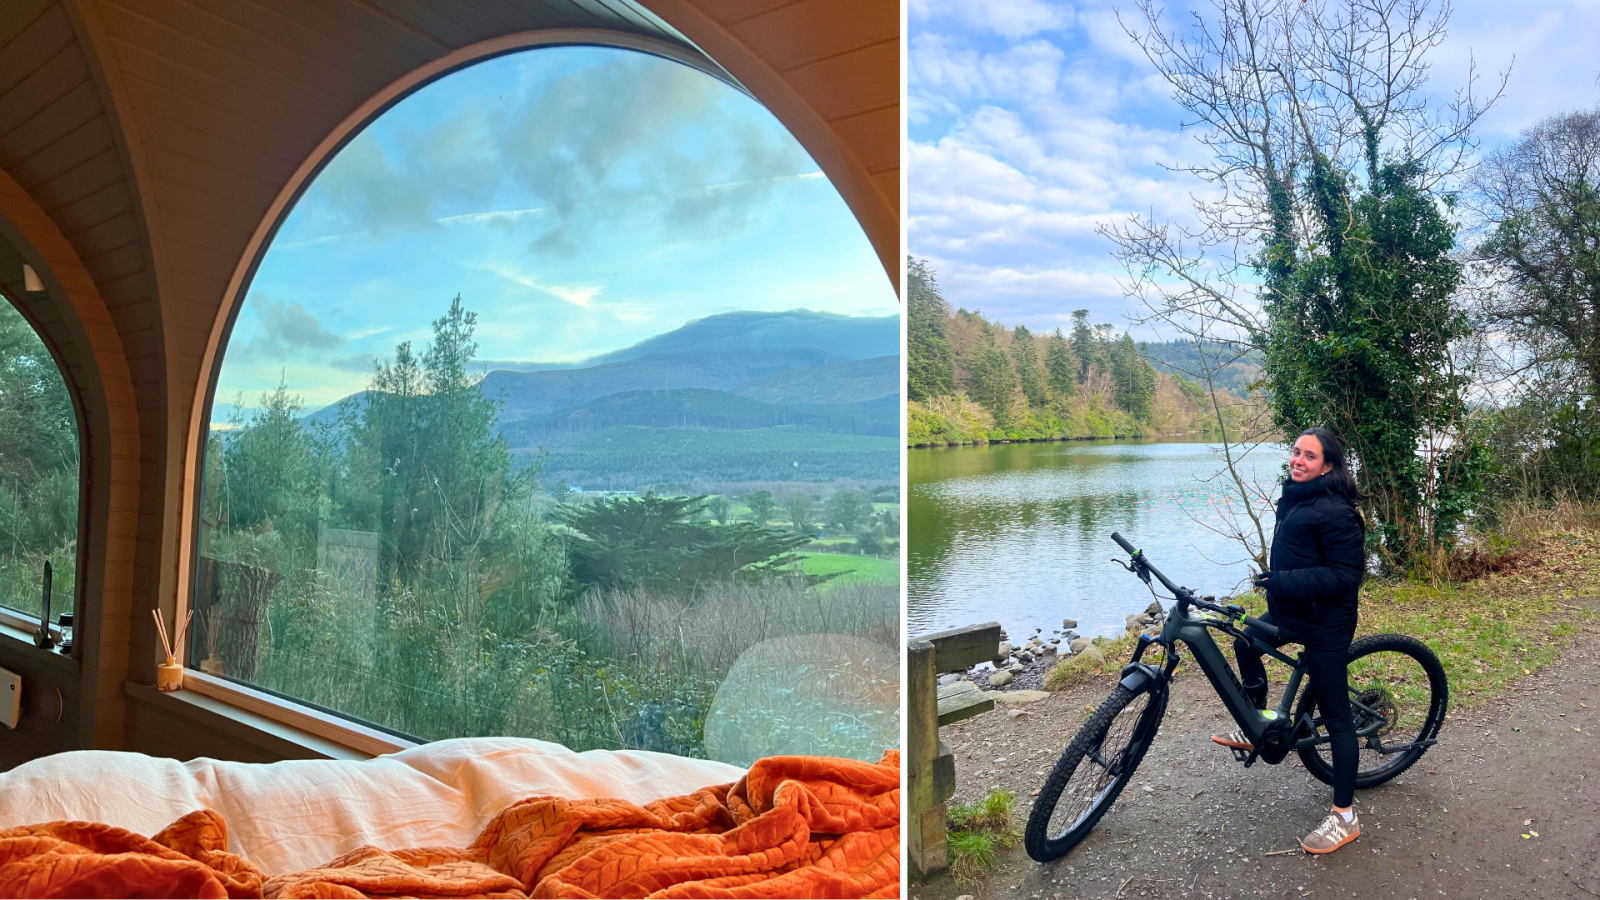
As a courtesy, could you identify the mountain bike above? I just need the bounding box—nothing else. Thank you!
[1023,531,1449,862]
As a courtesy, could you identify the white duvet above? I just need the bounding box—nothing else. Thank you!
[0,737,745,875]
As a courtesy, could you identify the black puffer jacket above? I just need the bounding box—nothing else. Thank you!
[1265,474,1366,650]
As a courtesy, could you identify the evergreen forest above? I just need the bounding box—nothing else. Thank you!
[907,258,1256,446]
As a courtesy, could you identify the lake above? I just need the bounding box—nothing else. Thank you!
[908,439,1285,643]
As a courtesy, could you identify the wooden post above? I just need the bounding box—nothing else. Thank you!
[906,638,945,877]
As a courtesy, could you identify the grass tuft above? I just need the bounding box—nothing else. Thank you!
[946,786,1021,887]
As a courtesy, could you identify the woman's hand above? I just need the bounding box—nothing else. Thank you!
[1252,571,1271,590]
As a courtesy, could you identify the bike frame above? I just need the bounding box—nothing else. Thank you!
[1110,532,1389,755]
[1139,608,1386,751]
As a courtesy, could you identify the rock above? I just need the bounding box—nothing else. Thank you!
[987,689,1051,706]
[1146,601,1163,616]
[1080,644,1105,664]
[1063,618,1078,629]
[1041,644,1057,655]
[1048,637,1060,644]
[1017,651,1033,663]
[957,895,977,900]
[938,673,962,686]
[1069,636,1094,654]
[1005,708,1031,719]
[989,670,1015,687]
[996,641,1013,658]
[1008,663,1024,673]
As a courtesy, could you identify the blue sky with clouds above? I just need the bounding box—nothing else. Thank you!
[217,46,894,413]
[908,0,1600,338]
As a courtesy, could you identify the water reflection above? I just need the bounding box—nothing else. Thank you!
[909,440,1282,642]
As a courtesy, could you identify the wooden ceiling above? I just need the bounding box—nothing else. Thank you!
[0,0,898,752]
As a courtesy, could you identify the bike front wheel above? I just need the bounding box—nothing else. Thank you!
[1024,681,1166,862]
[1295,632,1448,788]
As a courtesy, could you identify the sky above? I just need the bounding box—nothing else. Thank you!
[908,0,1600,338]
[216,46,895,414]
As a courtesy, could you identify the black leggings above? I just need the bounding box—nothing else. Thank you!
[1233,614,1357,808]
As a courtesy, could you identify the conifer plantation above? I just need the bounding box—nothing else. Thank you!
[907,258,1253,446]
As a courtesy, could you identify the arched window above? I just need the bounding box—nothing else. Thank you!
[194,45,898,763]
[0,295,79,631]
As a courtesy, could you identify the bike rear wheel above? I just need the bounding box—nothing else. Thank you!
[1296,632,1448,788]
[1024,681,1166,862]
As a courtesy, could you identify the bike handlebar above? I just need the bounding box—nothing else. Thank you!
[1109,531,1266,629]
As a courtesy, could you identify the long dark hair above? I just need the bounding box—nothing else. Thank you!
[1300,427,1367,513]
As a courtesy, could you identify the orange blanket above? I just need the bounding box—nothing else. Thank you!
[0,751,899,899]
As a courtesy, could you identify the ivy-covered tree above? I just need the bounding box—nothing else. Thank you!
[1263,156,1479,567]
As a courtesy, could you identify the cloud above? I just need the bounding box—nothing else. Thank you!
[481,264,602,307]
[283,50,819,259]
[235,297,344,360]
[910,0,1073,40]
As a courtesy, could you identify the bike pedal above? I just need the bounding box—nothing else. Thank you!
[1229,746,1249,763]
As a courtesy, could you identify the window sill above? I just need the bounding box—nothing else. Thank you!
[174,670,418,759]
[0,618,79,678]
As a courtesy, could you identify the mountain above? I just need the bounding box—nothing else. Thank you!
[305,310,899,424]
[583,309,898,366]
[731,355,898,405]
[1137,340,1263,396]
[481,347,843,420]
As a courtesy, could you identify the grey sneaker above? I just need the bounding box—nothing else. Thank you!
[1301,811,1360,854]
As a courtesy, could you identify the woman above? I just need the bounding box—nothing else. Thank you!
[1210,427,1367,854]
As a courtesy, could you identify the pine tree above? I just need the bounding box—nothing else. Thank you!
[1045,327,1076,401]
[1110,334,1156,419]
[907,258,956,400]
[1070,309,1096,383]
[967,324,1018,427]
[1011,324,1047,406]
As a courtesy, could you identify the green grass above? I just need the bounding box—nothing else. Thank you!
[797,552,898,586]
[946,787,1020,888]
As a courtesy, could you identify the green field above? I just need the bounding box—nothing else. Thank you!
[799,552,900,586]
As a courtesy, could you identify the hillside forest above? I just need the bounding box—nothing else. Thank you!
[907,258,1257,446]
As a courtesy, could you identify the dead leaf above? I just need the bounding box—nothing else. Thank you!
[1524,819,1533,826]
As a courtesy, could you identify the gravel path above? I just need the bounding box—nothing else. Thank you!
[913,610,1600,900]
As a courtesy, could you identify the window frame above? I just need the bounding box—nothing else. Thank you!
[177,30,749,752]
[0,289,89,662]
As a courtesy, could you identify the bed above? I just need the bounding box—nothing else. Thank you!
[0,739,900,898]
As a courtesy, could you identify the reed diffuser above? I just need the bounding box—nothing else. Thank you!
[198,607,224,676]
[152,608,191,691]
